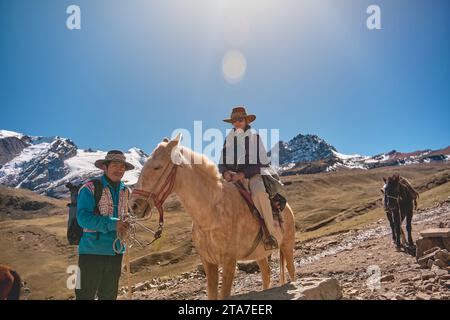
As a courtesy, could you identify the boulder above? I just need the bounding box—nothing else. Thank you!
[424,247,442,256]
[417,251,437,268]
[434,249,449,263]
[416,238,444,259]
[434,259,448,269]
[420,228,450,238]
[230,277,342,300]
[443,238,450,251]
[431,264,448,277]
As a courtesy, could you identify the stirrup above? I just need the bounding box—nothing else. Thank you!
[263,235,278,250]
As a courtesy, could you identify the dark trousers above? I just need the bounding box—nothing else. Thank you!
[75,254,123,300]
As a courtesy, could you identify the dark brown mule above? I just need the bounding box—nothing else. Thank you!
[381,175,419,253]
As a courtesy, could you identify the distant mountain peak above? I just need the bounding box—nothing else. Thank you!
[275,134,449,176]
[0,130,148,198]
[276,133,337,165]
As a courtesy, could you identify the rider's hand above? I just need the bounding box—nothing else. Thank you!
[223,171,233,182]
[231,172,245,182]
[116,220,130,235]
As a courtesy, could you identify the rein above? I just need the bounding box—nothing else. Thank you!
[131,163,179,238]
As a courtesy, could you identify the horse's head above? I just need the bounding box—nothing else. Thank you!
[129,133,186,219]
[384,174,401,211]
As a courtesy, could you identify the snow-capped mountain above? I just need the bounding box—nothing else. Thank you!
[276,134,337,164]
[0,130,32,166]
[0,130,148,198]
[275,134,450,175]
[331,147,450,171]
[1,129,448,196]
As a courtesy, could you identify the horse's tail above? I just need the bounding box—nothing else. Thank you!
[279,249,286,285]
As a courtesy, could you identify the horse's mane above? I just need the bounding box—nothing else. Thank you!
[180,146,222,183]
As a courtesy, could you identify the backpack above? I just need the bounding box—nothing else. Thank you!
[67,179,103,245]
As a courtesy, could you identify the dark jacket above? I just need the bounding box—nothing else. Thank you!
[218,125,270,179]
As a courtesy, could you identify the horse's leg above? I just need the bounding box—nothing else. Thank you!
[385,210,396,244]
[400,227,406,245]
[256,257,271,290]
[281,242,296,282]
[201,259,219,300]
[218,259,236,300]
[406,205,414,247]
[392,209,402,249]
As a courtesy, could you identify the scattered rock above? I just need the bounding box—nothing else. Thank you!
[237,261,260,274]
[157,283,167,290]
[400,278,412,284]
[133,282,147,292]
[381,274,395,282]
[434,259,448,269]
[415,292,431,300]
[421,271,435,281]
[422,283,434,292]
[416,238,444,258]
[231,278,342,300]
[439,274,450,281]
[346,289,359,296]
[417,251,436,268]
[424,247,442,256]
[434,249,449,263]
[444,281,450,289]
[196,264,205,276]
[431,265,448,277]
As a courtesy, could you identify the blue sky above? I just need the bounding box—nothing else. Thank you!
[1,0,449,156]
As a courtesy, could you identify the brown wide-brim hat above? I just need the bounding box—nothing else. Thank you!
[94,150,135,171]
[222,106,256,124]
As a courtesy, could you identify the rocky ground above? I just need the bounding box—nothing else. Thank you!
[119,198,450,300]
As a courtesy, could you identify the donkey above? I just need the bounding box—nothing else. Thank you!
[129,134,296,300]
[382,174,419,251]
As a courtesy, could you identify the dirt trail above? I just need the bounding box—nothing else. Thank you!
[121,198,450,300]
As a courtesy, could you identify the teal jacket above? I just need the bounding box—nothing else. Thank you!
[77,175,127,256]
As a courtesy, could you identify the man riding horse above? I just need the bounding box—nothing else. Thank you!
[219,106,283,250]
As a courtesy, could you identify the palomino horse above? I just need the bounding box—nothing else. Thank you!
[129,134,296,299]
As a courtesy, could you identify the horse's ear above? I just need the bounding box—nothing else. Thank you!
[167,133,182,150]
[172,132,182,142]
[383,177,387,183]
[162,137,170,143]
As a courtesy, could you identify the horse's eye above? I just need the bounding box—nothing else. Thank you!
[153,165,162,170]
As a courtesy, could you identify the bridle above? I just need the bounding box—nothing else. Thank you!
[131,162,179,239]
[385,189,401,212]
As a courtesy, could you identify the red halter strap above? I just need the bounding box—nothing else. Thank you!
[132,165,178,228]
